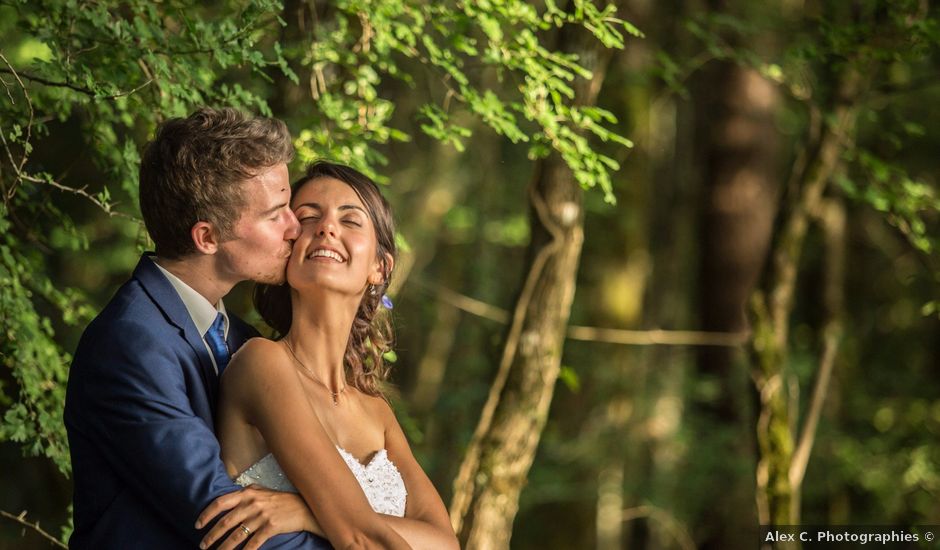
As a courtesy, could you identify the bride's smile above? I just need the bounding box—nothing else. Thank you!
[287,176,387,297]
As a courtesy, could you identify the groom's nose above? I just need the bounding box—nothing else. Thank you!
[284,209,301,241]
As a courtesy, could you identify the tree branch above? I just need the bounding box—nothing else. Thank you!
[0,68,153,99]
[0,67,98,96]
[790,198,845,488]
[0,510,68,549]
[767,66,862,349]
[413,277,748,347]
[0,52,34,200]
[566,325,748,347]
[18,173,135,219]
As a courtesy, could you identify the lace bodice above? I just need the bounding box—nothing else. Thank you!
[234,446,407,517]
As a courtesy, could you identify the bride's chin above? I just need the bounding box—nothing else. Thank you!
[289,275,356,297]
[285,266,320,289]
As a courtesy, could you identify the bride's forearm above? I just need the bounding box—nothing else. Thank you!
[335,524,411,550]
[380,515,459,550]
[304,502,410,550]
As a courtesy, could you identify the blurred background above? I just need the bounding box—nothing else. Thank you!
[1,0,938,548]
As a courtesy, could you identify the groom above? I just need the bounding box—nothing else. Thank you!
[65,108,329,549]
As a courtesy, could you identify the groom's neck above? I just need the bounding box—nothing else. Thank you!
[153,255,234,307]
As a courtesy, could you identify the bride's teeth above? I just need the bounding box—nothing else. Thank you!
[308,249,344,262]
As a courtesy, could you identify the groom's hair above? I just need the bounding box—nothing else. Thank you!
[139,107,293,259]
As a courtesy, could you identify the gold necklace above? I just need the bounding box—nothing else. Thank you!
[283,340,347,406]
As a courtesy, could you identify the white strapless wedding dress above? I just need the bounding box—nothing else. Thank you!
[234,446,407,517]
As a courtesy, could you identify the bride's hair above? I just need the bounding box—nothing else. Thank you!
[254,161,396,398]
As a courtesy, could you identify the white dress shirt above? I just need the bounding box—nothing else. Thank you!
[153,260,230,375]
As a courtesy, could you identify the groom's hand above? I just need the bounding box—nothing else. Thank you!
[196,485,323,550]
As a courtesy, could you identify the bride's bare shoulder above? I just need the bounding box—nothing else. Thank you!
[361,392,399,429]
[232,336,281,359]
[223,337,291,385]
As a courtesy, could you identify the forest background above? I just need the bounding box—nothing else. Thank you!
[1,0,938,548]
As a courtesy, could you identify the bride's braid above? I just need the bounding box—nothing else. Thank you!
[254,161,396,398]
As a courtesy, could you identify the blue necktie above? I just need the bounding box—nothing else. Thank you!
[205,313,230,375]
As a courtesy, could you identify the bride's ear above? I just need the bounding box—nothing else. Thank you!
[370,253,394,285]
[381,253,394,282]
[191,221,219,254]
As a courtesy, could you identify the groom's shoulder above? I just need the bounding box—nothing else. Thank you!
[88,276,166,334]
[75,272,176,360]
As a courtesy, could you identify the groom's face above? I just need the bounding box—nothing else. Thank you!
[216,163,300,285]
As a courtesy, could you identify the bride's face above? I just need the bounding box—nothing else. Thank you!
[286,176,385,297]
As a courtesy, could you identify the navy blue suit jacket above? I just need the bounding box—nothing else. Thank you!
[65,255,330,549]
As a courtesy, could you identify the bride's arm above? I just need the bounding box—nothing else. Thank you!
[370,399,460,550]
[229,339,410,550]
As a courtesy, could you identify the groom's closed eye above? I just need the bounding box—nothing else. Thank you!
[262,202,290,220]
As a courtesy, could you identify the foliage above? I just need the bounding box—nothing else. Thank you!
[0,0,631,503]
[695,1,936,219]
[837,150,940,255]
[0,0,296,481]
[292,0,636,197]
[2,0,938,547]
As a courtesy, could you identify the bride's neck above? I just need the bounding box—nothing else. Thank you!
[284,295,358,387]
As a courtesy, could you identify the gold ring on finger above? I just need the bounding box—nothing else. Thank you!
[240,524,251,536]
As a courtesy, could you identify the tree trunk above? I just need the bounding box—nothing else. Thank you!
[751,66,862,526]
[448,153,586,548]
[695,61,781,419]
[692,59,781,549]
[448,15,616,548]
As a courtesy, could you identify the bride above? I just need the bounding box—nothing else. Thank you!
[199,162,458,549]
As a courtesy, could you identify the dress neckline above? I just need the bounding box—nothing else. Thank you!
[336,445,388,469]
[236,446,390,479]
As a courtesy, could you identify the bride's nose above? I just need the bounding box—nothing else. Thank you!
[316,218,337,237]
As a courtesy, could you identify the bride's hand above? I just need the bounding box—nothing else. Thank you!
[196,484,323,549]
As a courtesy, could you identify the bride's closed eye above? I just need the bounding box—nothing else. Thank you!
[294,207,319,222]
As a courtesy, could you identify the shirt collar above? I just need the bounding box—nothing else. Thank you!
[153,261,229,339]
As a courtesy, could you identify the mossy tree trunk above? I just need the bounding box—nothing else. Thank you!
[448,11,618,549]
[751,66,862,526]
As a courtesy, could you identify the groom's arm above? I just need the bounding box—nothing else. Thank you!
[73,320,324,549]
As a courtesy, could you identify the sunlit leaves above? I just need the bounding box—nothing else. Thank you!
[418,104,472,152]
[293,0,635,202]
[838,150,940,255]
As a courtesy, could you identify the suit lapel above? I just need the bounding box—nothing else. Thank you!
[132,254,220,404]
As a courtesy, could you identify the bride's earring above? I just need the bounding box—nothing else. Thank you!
[369,284,378,295]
